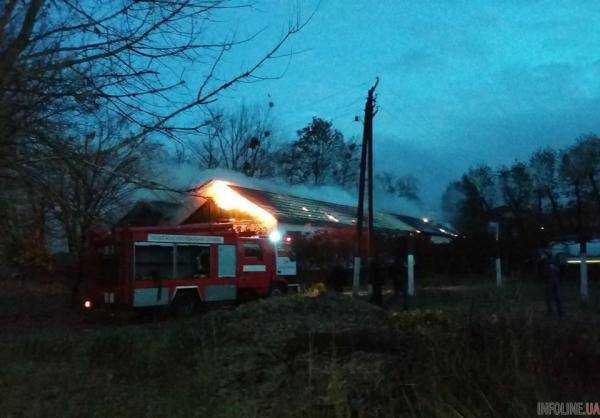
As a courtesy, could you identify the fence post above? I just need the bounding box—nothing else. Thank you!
[407,234,415,297]
[580,240,588,303]
[352,257,361,297]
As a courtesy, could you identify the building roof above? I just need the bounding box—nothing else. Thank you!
[227,185,415,232]
[121,179,457,239]
[390,214,457,237]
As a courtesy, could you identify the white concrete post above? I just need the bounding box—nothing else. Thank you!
[494,222,502,287]
[407,253,415,297]
[495,258,502,287]
[352,257,361,297]
[580,241,588,303]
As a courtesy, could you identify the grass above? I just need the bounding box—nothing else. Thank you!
[0,277,598,417]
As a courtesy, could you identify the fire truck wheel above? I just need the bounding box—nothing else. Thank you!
[170,291,199,316]
[269,283,287,297]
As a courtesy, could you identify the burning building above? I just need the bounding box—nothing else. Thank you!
[120,179,456,241]
[119,179,457,286]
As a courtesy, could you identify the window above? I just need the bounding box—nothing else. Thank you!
[218,245,236,277]
[277,245,296,261]
[176,245,211,279]
[135,245,173,280]
[242,242,262,260]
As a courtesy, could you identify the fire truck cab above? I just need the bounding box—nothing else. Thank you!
[81,223,287,312]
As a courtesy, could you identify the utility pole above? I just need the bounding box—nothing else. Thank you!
[353,77,379,299]
[353,115,367,297]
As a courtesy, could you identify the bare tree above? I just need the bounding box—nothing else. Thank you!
[464,165,497,211]
[0,1,314,272]
[0,169,53,273]
[560,143,597,237]
[186,113,222,170]
[21,115,162,256]
[441,165,497,235]
[498,162,534,237]
[206,104,277,177]
[568,135,600,212]
[0,1,314,174]
[499,163,533,215]
[529,148,565,233]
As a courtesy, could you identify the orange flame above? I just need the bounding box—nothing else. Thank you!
[204,180,277,230]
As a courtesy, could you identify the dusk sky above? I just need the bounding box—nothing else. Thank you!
[186,0,600,209]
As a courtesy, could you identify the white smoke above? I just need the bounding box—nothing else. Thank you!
[137,158,436,220]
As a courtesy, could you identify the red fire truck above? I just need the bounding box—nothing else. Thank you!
[80,223,288,313]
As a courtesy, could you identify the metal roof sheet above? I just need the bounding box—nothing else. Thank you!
[228,185,415,232]
[389,213,457,237]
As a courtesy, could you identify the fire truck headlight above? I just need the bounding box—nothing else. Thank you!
[269,230,282,243]
[83,299,93,310]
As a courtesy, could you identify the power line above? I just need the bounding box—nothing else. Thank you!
[273,80,370,118]
[267,81,370,132]
[276,96,365,134]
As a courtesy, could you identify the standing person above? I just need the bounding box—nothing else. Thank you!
[539,250,564,318]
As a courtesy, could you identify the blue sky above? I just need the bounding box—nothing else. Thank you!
[182,0,600,209]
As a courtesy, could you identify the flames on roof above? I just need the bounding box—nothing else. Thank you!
[201,180,277,230]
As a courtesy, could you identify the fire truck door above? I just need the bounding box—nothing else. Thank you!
[203,244,237,302]
[132,243,173,307]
